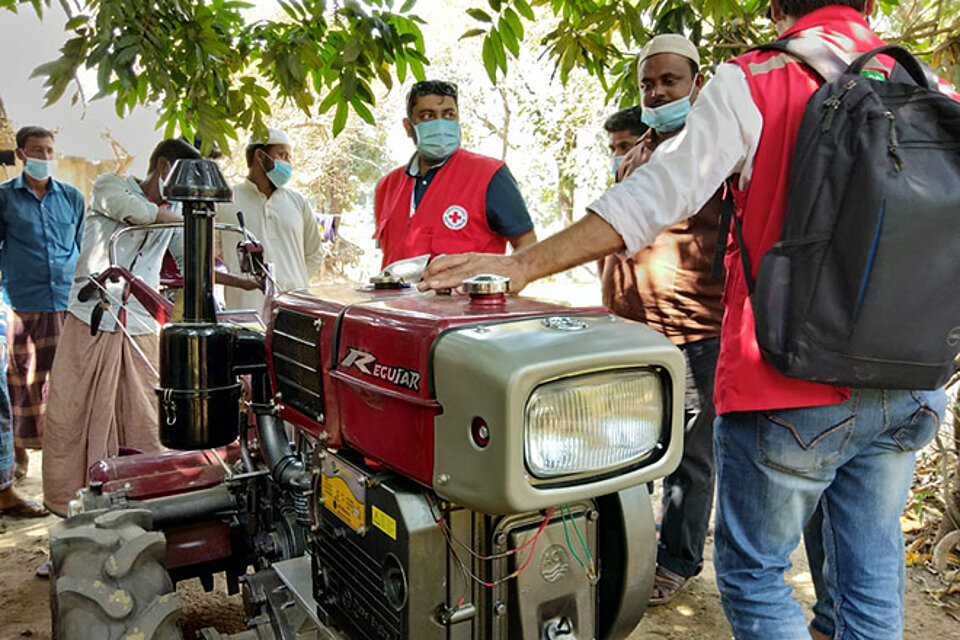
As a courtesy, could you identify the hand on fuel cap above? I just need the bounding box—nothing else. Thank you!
[418,252,529,293]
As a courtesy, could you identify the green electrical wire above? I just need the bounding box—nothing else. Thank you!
[561,505,586,569]
[567,506,594,565]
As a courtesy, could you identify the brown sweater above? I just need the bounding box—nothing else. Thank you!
[601,129,724,345]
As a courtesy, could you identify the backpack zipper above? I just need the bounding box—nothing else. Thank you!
[883,111,904,171]
[821,79,858,132]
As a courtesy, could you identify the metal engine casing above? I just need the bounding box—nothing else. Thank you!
[310,450,609,640]
[267,285,685,514]
[311,451,447,640]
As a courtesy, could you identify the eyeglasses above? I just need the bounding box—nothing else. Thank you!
[411,80,458,98]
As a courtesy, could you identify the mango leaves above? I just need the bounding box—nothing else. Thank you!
[461,0,959,107]
[6,0,958,144]
[13,0,427,152]
[462,0,775,106]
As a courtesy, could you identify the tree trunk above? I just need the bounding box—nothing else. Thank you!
[558,170,575,227]
[936,382,960,543]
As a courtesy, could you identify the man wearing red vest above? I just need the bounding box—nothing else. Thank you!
[374,80,536,268]
[422,2,958,638]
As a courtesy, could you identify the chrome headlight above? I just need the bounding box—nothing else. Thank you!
[524,369,664,479]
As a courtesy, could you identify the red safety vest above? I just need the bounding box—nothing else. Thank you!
[374,148,506,268]
[717,6,892,414]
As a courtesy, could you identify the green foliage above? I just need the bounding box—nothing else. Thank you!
[14,0,427,153]
[877,0,960,90]
[5,0,960,145]
[462,0,777,106]
[0,0,46,16]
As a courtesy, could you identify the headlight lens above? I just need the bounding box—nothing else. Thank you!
[524,369,664,479]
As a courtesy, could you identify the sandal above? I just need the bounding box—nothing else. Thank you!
[649,565,689,606]
[0,498,49,518]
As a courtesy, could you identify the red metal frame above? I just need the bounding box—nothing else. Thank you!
[267,285,606,487]
[88,446,240,500]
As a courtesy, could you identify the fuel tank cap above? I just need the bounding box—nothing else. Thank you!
[369,273,407,289]
[462,274,510,295]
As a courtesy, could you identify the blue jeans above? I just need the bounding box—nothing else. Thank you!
[714,388,945,640]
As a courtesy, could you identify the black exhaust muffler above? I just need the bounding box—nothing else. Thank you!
[156,159,241,449]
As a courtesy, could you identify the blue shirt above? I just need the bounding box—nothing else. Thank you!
[406,154,534,238]
[0,174,85,312]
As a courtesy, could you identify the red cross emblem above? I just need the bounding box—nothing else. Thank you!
[442,205,468,230]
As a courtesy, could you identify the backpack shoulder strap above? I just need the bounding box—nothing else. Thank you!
[711,183,733,280]
[757,39,935,90]
[847,45,931,89]
[752,37,848,83]
[711,179,754,292]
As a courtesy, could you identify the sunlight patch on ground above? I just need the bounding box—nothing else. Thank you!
[789,569,816,600]
[523,272,602,307]
[790,570,813,583]
[675,604,695,617]
[0,522,50,548]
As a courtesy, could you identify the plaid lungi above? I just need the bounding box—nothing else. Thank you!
[6,310,67,448]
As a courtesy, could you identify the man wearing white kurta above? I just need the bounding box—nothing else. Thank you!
[216,128,324,311]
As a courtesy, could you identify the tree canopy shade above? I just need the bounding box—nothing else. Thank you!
[1,0,430,151]
[3,0,959,150]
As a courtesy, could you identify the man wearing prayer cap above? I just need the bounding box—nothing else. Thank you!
[422,4,960,636]
[216,127,324,312]
[600,33,724,606]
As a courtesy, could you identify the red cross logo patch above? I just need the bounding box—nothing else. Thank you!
[442,205,469,230]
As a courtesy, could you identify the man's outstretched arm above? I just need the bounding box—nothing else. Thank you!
[419,212,624,293]
[420,63,760,295]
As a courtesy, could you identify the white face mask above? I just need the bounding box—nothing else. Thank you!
[23,157,56,181]
[640,76,699,134]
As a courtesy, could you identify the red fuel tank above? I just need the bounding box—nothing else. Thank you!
[267,284,604,486]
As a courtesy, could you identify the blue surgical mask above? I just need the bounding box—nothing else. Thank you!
[414,119,461,161]
[611,154,624,178]
[266,159,293,188]
[23,157,56,181]
[641,78,698,134]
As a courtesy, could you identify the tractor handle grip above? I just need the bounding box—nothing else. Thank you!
[89,304,104,336]
[77,279,99,302]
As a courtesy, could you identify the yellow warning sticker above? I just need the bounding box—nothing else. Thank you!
[322,475,365,532]
[372,505,397,540]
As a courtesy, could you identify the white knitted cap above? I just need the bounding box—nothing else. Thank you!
[250,127,292,147]
[640,34,700,67]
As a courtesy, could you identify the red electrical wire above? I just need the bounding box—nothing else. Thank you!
[438,505,557,589]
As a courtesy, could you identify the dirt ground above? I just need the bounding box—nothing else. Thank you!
[1,449,957,640]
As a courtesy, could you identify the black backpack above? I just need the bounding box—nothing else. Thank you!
[725,38,960,390]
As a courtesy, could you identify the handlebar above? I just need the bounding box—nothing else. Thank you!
[108,222,259,266]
